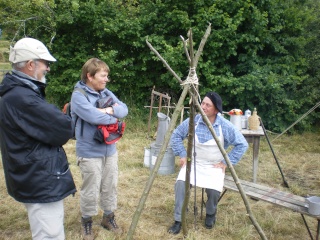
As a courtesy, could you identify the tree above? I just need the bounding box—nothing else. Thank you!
[0,0,56,41]
[0,0,319,131]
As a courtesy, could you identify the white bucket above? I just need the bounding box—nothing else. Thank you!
[230,115,242,130]
[143,147,150,167]
[149,142,175,175]
[306,196,320,215]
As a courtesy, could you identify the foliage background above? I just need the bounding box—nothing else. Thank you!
[0,0,319,132]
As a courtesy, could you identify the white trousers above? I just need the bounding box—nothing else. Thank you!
[24,200,65,240]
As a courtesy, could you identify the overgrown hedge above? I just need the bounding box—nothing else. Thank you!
[1,0,319,132]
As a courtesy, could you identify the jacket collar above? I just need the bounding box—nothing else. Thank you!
[11,70,47,98]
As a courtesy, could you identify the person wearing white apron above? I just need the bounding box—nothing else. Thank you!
[168,92,248,235]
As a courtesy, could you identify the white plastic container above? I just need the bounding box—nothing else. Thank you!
[241,116,247,129]
[230,115,242,130]
[143,147,151,167]
[245,109,251,117]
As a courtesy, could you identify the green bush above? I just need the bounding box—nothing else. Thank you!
[0,0,319,132]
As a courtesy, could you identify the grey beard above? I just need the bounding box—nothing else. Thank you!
[39,75,46,84]
[33,70,47,84]
[33,63,47,84]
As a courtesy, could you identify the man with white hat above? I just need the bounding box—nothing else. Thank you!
[8,37,57,83]
[0,38,76,239]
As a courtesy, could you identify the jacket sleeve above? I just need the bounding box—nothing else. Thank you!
[71,90,118,126]
[222,120,248,165]
[15,94,73,146]
[170,118,190,158]
[103,89,128,119]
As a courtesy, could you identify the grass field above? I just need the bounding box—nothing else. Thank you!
[0,117,319,240]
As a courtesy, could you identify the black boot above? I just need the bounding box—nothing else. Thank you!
[205,214,216,229]
[168,221,181,234]
[81,217,94,240]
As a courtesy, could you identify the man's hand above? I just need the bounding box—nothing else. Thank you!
[213,161,227,173]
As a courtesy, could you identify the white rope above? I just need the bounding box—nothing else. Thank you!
[181,67,201,102]
[181,67,199,85]
[272,101,320,142]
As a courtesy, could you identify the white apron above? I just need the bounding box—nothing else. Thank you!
[177,124,225,192]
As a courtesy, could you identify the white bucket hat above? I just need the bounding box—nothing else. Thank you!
[9,37,57,63]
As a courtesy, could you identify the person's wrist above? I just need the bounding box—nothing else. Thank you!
[109,106,114,115]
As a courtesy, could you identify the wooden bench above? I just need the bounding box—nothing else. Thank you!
[210,176,320,240]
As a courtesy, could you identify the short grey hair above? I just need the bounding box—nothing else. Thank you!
[12,61,28,70]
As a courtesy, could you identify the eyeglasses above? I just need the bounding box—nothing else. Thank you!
[43,60,50,68]
[34,59,51,68]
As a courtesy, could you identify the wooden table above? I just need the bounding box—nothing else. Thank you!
[222,175,320,240]
[240,127,264,183]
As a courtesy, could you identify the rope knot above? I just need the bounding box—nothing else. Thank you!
[181,67,199,86]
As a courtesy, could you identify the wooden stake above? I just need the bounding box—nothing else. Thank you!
[126,85,189,240]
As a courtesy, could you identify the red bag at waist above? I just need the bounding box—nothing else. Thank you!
[93,120,126,144]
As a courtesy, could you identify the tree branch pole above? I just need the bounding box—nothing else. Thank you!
[181,91,195,236]
[146,40,183,83]
[143,24,267,239]
[194,22,211,69]
[147,33,201,237]
[126,85,189,240]
[181,28,198,236]
[193,99,268,240]
[180,35,191,64]
[146,21,212,85]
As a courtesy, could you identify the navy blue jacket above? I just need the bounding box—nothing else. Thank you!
[0,71,76,203]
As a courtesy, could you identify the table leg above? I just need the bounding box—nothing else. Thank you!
[252,136,260,183]
[316,219,319,240]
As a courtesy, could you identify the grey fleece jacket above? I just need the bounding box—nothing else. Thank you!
[70,81,128,158]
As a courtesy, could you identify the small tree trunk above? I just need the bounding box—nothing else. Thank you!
[181,28,198,236]
[126,85,189,240]
[181,92,196,236]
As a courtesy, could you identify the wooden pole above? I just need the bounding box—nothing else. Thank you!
[181,91,195,235]
[181,28,198,236]
[147,86,155,136]
[126,85,189,240]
